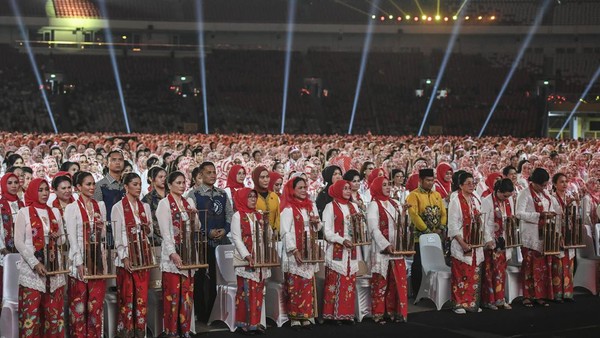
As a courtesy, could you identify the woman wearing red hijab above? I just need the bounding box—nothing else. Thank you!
[480,172,503,199]
[231,188,271,334]
[268,171,283,196]
[280,177,321,330]
[367,176,408,324]
[0,173,26,300]
[322,180,359,324]
[14,178,66,337]
[434,163,453,206]
[224,164,246,209]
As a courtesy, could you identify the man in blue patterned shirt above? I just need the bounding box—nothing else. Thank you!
[93,149,125,247]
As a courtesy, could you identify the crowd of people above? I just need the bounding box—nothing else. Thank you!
[1,131,599,337]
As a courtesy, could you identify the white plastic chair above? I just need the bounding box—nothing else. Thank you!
[503,243,524,304]
[354,260,371,323]
[265,242,288,327]
[413,234,451,310]
[1,254,21,338]
[208,244,266,332]
[573,224,600,295]
[103,277,118,338]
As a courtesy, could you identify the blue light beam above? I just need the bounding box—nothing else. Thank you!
[280,0,297,134]
[195,0,210,134]
[97,0,131,133]
[556,64,600,139]
[478,0,552,137]
[9,0,58,133]
[348,0,380,135]
[417,0,469,136]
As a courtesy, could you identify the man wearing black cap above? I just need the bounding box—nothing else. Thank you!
[406,168,447,295]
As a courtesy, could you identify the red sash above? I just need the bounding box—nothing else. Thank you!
[458,192,480,240]
[291,206,308,253]
[374,199,399,241]
[240,211,263,271]
[52,197,74,218]
[492,193,512,238]
[168,194,191,245]
[123,198,149,232]
[28,206,59,255]
[332,202,357,260]
[77,198,102,244]
[530,185,551,228]
[1,197,24,252]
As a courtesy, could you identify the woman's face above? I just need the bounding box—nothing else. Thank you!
[555,175,568,193]
[522,163,532,176]
[68,164,79,177]
[169,175,186,196]
[6,176,20,195]
[13,157,24,167]
[38,182,50,204]
[273,178,283,193]
[78,175,96,198]
[275,163,285,175]
[460,177,475,194]
[79,155,89,171]
[21,149,31,161]
[125,177,142,199]
[47,159,58,175]
[381,179,391,197]
[23,172,33,191]
[56,180,73,202]
[247,191,258,209]
[122,165,133,175]
[342,184,352,200]
[350,175,361,192]
[444,170,453,182]
[236,169,246,184]
[194,171,203,187]
[364,164,375,179]
[393,172,405,186]
[293,180,308,200]
[258,170,270,190]
[495,190,512,202]
[332,169,342,184]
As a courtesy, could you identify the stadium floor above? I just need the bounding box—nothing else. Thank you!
[196,291,600,337]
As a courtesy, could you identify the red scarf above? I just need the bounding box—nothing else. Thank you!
[434,163,452,199]
[226,164,246,190]
[167,193,191,245]
[240,211,263,270]
[123,197,149,232]
[77,197,102,244]
[332,201,357,260]
[279,179,313,212]
[1,196,24,253]
[374,199,399,241]
[530,184,551,228]
[52,196,75,218]
[492,193,513,238]
[370,177,390,202]
[28,205,59,253]
[291,206,307,254]
[458,191,480,240]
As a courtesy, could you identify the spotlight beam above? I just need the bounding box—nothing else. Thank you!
[280,0,297,134]
[387,0,408,16]
[417,1,470,136]
[97,0,131,133]
[9,0,58,133]
[556,65,600,139]
[195,0,209,134]
[335,0,370,16]
[437,0,441,16]
[366,0,391,16]
[478,0,552,137]
[454,0,468,16]
[348,0,379,135]
[413,0,425,16]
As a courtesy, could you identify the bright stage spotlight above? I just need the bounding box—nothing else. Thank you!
[194,0,210,134]
[478,0,552,137]
[406,15,412,20]
[435,15,441,21]
[280,0,297,134]
[417,0,470,136]
[9,0,58,133]
[556,65,600,138]
[389,14,394,19]
[348,0,380,134]
[97,0,131,133]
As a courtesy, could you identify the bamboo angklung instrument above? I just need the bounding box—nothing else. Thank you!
[83,221,116,280]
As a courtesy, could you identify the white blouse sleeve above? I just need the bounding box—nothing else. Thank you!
[14,208,39,269]
[64,202,83,267]
[447,195,463,239]
[231,212,250,259]
[481,196,495,243]
[323,203,344,245]
[143,203,153,237]
[157,198,176,257]
[280,208,296,253]
[367,201,390,250]
[516,189,540,224]
[111,202,128,262]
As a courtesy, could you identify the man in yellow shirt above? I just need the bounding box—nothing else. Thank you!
[406,168,447,295]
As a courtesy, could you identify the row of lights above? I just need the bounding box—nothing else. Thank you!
[372,14,497,22]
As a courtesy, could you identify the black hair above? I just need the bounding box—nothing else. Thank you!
[5,154,23,168]
[502,165,517,177]
[252,150,261,158]
[192,147,203,156]
[343,169,360,182]
[52,175,72,190]
[391,169,406,185]
[517,159,529,174]
[292,176,306,189]
[529,168,550,185]
[123,160,133,170]
[6,166,21,173]
[451,170,467,192]
[167,171,186,185]
[552,172,567,193]
[272,161,282,171]
[122,172,141,185]
[199,161,215,172]
[494,178,514,193]
[191,166,202,187]
[74,171,93,186]
[458,172,474,186]
[60,161,80,173]
[147,166,167,185]
[106,149,123,159]
[325,148,338,161]
[359,161,375,180]
[146,156,160,169]
[21,166,33,174]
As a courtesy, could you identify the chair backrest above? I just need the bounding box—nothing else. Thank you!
[3,253,21,303]
[594,224,600,257]
[215,244,236,285]
[578,224,597,259]
[418,234,446,274]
